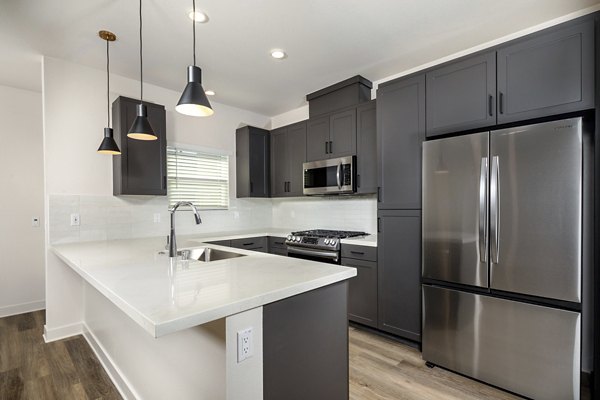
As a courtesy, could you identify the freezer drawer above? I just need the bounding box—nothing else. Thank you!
[423,285,581,400]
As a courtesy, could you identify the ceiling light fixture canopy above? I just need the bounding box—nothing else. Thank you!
[176,0,214,117]
[188,10,209,23]
[270,49,287,59]
[97,30,121,155]
[128,0,157,140]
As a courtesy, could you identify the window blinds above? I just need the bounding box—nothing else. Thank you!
[167,146,229,209]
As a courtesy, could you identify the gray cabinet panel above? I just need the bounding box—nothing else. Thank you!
[268,236,287,251]
[271,248,288,256]
[236,126,270,198]
[264,282,349,400]
[230,236,267,252]
[377,75,425,210]
[286,122,307,197]
[306,116,329,162]
[377,210,421,341]
[426,52,496,137]
[341,244,377,262]
[329,109,357,158]
[270,127,288,197]
[113,96,167,196]
[342,258,377,328]
[356,101,377,194]
[497,19,594,124]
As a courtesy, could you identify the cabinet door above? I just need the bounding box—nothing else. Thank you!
[377,75,425,210]
[497,19,594,124]
[342,258,377,328]
[306,116,329,162]
[114,97,167,195]
[329,109,357,158]
[378,210,421,342]
[286,122,307,197]
[235,127,251,198]
[356,101,377,194]
[249,129,270,197]
[270,127,289,197]
[426,51,496,137]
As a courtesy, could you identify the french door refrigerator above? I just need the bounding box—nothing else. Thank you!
[422,117,584,400]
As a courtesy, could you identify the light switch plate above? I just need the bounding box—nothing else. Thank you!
[237,327,253,363]
[70,213,80,226]
[153,213,161,223]
[31,217,40,227]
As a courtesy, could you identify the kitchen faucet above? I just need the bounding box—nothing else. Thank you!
[168,201,202,257]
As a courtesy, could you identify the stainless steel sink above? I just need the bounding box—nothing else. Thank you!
[159,247,246,262]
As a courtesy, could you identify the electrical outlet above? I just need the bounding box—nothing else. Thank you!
[32,217,40,227]
[70,213,80,226]
[153,213,161,223]
[237,327,253,363]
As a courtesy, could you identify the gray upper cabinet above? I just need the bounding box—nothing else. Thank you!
[306,116,329,162]
[112,96,167,196]
[377,210,421,342]
[356,100,377,194]
[329,109,357,158]
[497,18,595,124]
[270,122,307,197]
[426,52,496,137]
[236,126,270,198]
[306,108,357,161]
[377,74,425,210]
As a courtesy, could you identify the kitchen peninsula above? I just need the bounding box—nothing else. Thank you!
[47,233,356,400]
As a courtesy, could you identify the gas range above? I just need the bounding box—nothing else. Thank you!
[285,229,369,264]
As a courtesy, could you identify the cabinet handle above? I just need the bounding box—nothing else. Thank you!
[377,187,382,202]
[243,242,255,247]
[325,141,329,154]
[377,217,382,233]
[499,92,504,114]
[488,95,493,117]
[357,174,361,188]
[329,141,333,154]
[350,250,365,256]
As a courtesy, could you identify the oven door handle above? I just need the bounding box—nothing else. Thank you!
[336,162,342,189]
[287,246,339,260]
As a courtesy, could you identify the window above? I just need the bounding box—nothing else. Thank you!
[167,146,229,209]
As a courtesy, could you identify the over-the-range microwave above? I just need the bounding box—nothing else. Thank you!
[303,156,356,195]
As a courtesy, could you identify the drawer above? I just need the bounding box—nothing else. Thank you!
[341,244,377,262]
[230,236,267,250]
[268,236,287,250]
[270,248,288,256]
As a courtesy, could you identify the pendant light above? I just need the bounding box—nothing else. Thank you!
[176,0,214,117]
[97,30,121,155]
[127,0,157,140]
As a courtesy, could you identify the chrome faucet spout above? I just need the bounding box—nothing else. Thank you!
[168,201,202,257]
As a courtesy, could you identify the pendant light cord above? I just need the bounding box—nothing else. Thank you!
[106,38,110,127]
[192,0,196,66]
[139,0,143,103]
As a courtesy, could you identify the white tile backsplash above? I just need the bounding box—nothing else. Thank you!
[48,194,377,244]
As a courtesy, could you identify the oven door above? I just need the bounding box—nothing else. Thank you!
[287,246,340,264]
[303,156,356,195]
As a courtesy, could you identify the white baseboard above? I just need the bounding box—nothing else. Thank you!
[82,323,139,400]
[0,300,45,318]
[43,322,82,343]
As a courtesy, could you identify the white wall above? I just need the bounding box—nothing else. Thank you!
[0,84,45,317]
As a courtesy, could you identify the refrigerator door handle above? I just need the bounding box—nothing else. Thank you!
[479,157,489,262]
[490,155,500,263]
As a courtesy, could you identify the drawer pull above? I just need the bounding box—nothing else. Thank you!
[350,251,365,256]
[243,242,255,246]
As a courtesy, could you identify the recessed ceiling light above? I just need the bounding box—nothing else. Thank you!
[205,90,215,96]
[270,50,287,60]
[188,11,209,23]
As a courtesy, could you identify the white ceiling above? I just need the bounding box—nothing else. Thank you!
[1,0,599,116]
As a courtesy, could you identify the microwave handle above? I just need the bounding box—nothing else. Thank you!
[336,162,342,189]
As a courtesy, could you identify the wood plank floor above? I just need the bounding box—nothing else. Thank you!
[0,311,121,400]
[1,311,523,399]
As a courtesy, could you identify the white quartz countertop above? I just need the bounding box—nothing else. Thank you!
[51,234,356,338]
[340,234,377,247]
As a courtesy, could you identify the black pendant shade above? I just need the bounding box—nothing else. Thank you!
[176,65,214,117]
[97,128,121,155]
[128,104,157,140]
[127,0,157,140]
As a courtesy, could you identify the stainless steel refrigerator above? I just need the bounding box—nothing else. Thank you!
[422,117,587,400]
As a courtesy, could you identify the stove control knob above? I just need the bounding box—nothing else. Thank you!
[324,239,330,245]
[330,239,338,246]
[295,236,301,242]
[287,235,292,241]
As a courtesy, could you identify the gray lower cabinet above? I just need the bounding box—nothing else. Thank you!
[235,126,270,198]
[264,281,349,400]
[230,236,267,252]
[426,51,496,137]
[306,108,357,162]
[268,236,287,255]
[377,74,425,210]
[270,122,307,197]
[497,18,595,124]
[112,96,167,196]
[342,250,377,328]
[377,210,421,342]
[356,100,377,194]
